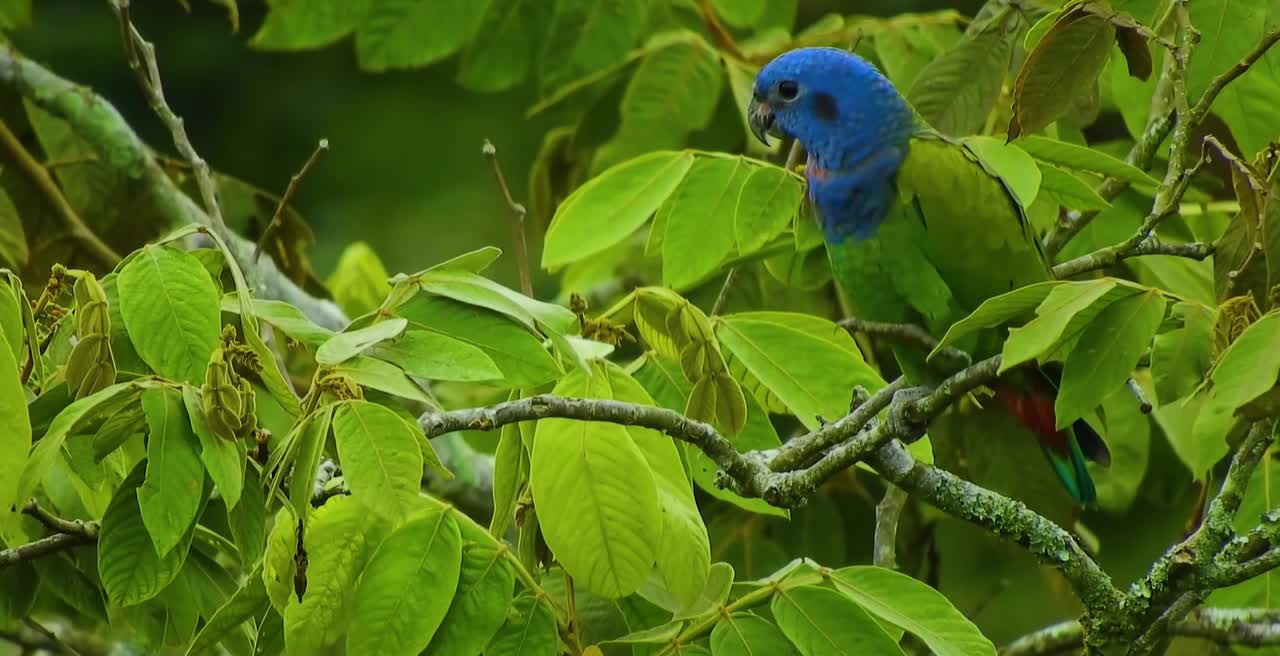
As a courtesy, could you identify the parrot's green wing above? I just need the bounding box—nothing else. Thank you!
[823,133,1101,510]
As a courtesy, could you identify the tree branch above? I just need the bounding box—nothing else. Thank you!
[0,500,100,570]
[255,138,328,261]
[1003,608,1280,655]
[874,484,908,569]
[839,316,972,368]
[1052,238,1214,279]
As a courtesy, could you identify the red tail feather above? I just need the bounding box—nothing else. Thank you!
[995,386,1068,457]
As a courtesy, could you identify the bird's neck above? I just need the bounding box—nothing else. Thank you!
[807,143,908,243]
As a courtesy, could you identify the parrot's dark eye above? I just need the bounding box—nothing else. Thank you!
[777,80,799,102]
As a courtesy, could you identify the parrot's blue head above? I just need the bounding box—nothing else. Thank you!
[748,48,916,242]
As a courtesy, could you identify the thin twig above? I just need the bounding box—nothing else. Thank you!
[710,267,738,316]
[839,316,972,368]
[482,139,533,297]
[255,138,328,260]
[874,484,908,569]
[695,0,746,61]
[0,118,120,266]
[1053,239,1214,278]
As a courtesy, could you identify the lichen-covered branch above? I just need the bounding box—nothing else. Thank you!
[1051,239,1213,279]
[0,500,100,569]
[1002,608,1280,655]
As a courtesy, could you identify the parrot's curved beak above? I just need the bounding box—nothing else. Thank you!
[747,96,776,146]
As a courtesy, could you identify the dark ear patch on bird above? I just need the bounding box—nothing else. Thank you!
[813,92,839,121]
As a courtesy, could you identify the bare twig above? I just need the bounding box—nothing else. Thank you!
[839,316,972,368]
[874,484,908,569]
[0,118,120,267]
[255,138,328,260]
[482,139,533,296]
[710,266,738,316]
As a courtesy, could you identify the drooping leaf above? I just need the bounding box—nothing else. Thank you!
[315,318,408,365]
[1000,280,1124,372]
[289,406,334,520]
[184,386,245,510]
[328,356,434,405]
[906,21,1012,136]
[710,613,801,656]
[772,585,906,656]
[325,241,391,318]
[138,388,206,557]
[118,244,221,384]
[932,282,1062,357]
[530,368,662,599]
[369,329,503,382]
[1038,163,1111,211]
[662,157,753,289]
[537,0,650,95]
[543,150,694,269]
[963,137,1042,208]
[185,566,269,656]
[456,0,552,92]
[1010,8,1115,138]
[1151,302,1215,404]
[221,296,334,349]
[426,512,516,655]
[0,327,29,532]
[1015,136,1160,188]
[831,567,995,656]
[331,400,424,521]
[346,508,464,655]
[356,0,491,72]
[1056,290,1166,427]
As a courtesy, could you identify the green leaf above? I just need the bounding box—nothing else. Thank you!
[0,559,37,625]
[0,327,28,530]
[601,363,711,610]
[734,165,805,254]
[118,244,221,384]
[1056,290,1166,427]
[1090,384,1152,512]
[329,356,434,405]
[962,137,1041,208]
[710,613,800,656]
[1015,136,1160,188]
[0,0,31,31]
[186,567,269,656]
[531,369,662,598]
[1198,311,1280,426]
[0,187,27,268]
[716,314,883,430]
[831,567,994,656]
[663,157,753,289]
[356,0,491,72]
[1186,0,1270,102]
[283,495,384,653]
[252,0,371,50]
[229,465,267,568]
[183,386,244,510]
[315,318,408,365]
[690,385,789,519]
[426,518,516,655]
[906,22,1012,137]
[221,296,335,348]
[543,150,694,269]
[415,269,577,335]
[490,408,529,538]
[1001,280,1123,372]
[0,281,22,364]
[263,507,298,614]
[346,508,464,655]
[456,0,551,92]
[138,388,206,557]
[332,400,424,521]
[772,585,905,656]
[1010,8,1115,138]
[1152,302,1215,404]
[32,555,107,623]
[1157,393,1228,478]
[1038,163,1111,211]
[713,0,765,27]
[485,593,558,656]
[290,407,334,519]
[537,0,649,95]
[369,329,503,382]
[99,461,203,606]
[395,295,560,387]
[325,241,391,318]
[933,282,1062,357]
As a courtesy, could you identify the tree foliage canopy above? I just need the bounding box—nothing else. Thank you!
[2,0,1280,655]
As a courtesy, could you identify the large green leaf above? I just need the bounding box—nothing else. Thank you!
[315,318,408,365]
[771,585,905,656]
[184,386,245,510]
[1186,0,1272,102]
[289,406,334,519]
[710,613,800,656]
[906,22,1011,136]
[530,368,662,598]
[0,328,29,533]
[663,157,753,289]
[490,401,529,538]
[355,0,490,71]
[332,400,424,521]
[185,566,269,656]
[426,512,516,655]
[962,137,1041,209]
[831,567,994,656]
[484,593,558,655]
[601,362,711,610]
[0,187,26,269]
[346,508,464,655]
[394,295,560,387]
[283,495,387,652]
[138,388,206,557]
[715,314,883,430]
[1000,280,1124,371]
[543,150,694,269]
[414,269,576,336]
[1156,394,1228,478]
[1194,311,1280,447]
[252,0,371,50]
[1151,302,1215,405]
[369,329,503,382]
[1038,163,1111,211]
[329,356,434,405]
[932,282,1062,356]
[456,0,552,92]
[118,244,221,384]
[734,163,805,254]
[1056,290,1166,427]
[1090,384,1152,513]
[537,0,649,95]
[1015,136,1160,188]
[99,462,203,606]
[221,296,334,349]
[262,507,298,614]
[1009,8,1115,138]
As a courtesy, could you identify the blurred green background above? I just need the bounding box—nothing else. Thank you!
[14,0,981,296]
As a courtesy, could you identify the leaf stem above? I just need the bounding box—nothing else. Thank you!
[482,139,534,297]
